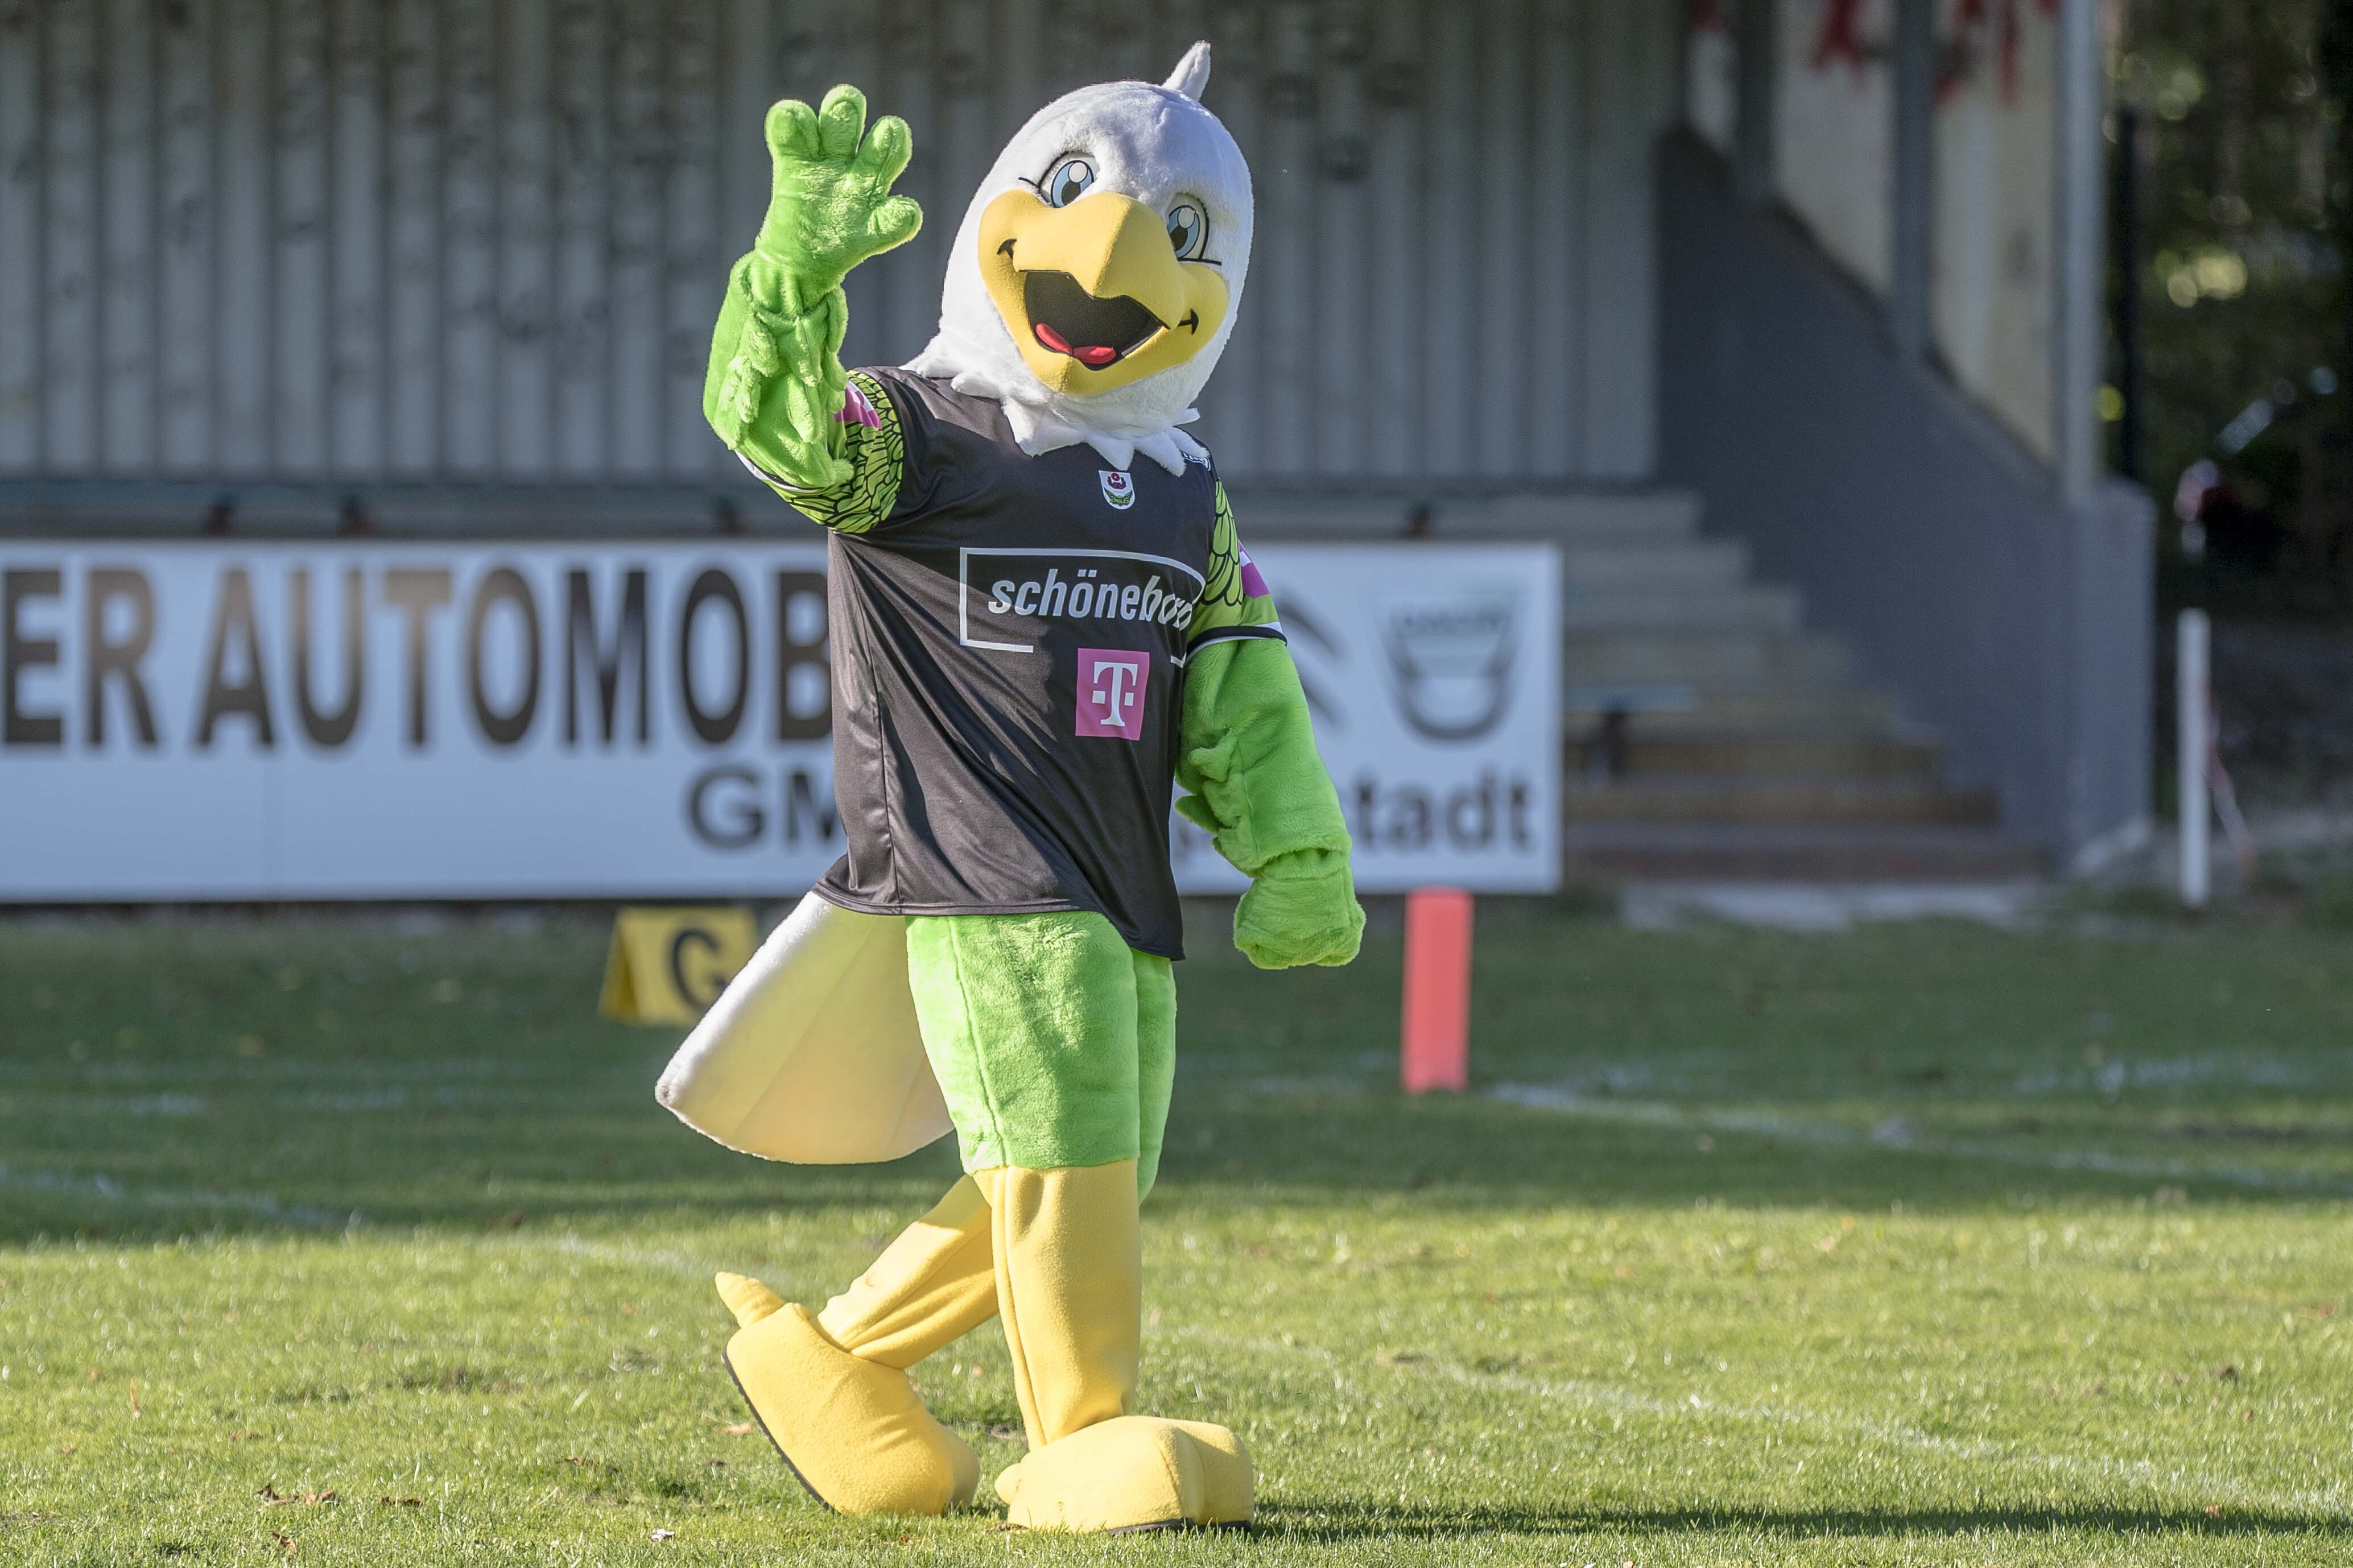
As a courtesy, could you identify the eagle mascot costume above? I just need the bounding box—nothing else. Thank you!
[656,43,1361,1533]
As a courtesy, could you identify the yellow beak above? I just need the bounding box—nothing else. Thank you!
[977,189,1229,396]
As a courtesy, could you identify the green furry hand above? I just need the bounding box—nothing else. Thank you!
[708,84,919,484]
[1232,850,1365,971]
[753,85,922,310]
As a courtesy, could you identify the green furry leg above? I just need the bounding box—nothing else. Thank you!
[903,912,1175,1199]
[1133,953,1175,1201]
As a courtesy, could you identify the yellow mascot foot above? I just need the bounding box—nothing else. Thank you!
[715,1272,979,1517]
[994,1416,1253,1533]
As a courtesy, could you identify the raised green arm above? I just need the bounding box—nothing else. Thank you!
[704,85,922,491]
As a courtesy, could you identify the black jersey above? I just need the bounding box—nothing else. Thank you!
[782,367,1282,959]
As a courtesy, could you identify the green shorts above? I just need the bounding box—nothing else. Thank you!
[903,911,1175,1199]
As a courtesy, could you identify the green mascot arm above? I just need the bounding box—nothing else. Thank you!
[1176,638,1364,969]
[1176,488,1365,970]
[704,85,920,499]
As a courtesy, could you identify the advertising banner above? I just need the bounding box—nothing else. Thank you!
[1172,544,1560,895]
[0,540,1557,900]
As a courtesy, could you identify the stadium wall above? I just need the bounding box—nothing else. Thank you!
[1656,130,2154,865]
[0,0,1675,504]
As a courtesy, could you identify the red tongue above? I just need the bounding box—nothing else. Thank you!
[1034,322,1119,369]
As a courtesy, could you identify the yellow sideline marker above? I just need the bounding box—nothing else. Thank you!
[600,907,759,1025]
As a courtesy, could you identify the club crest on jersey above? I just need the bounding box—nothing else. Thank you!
[1098,469,1136,510]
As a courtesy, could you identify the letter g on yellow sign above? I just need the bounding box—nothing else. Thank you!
[599,907,758,1025]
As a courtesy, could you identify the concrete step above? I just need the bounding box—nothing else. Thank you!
[1567,686,1902,737]
[1679,686,1900,733]
[1564,630,1853,690]
[1564,776,1999,826]
[1562,822,2045,882]
[1558,539,1749,593]
[1564,733,1947,780]
[1564,675,1888,722]
[1232,490,1702,544]
[1221,494,1412,539]
[1471,490,1703,543]
[1562,584,1803,633]
[1230,489,2019,870]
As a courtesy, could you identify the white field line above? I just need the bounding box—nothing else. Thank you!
[6,1194,2342,1520]
[7,1048,2337,1120]
[1167,1324,2353,1521]
[536,1231,740,1285]
[14,1071,2342,1242]
[0,1163,353,1229]
[3,1083,618,1117]
[1187,1050,2346,1099]
[2010,1054,2318,1097]
[0,1057,582,1088]
[1481,1083,2353,1198]
[517,1234,2353,1523]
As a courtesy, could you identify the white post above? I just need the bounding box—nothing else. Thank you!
[2177,610,2210,908]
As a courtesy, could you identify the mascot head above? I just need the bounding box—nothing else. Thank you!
[907,42,1252,475]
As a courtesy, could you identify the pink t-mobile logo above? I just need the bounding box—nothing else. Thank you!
[1075,648,1150,739]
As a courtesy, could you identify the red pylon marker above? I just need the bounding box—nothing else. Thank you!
[1400,887,1473,1095]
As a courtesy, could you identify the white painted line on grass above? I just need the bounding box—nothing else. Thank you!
[1174,1325,2353,1521]
[5,1083,619,1118]
[538,1231,742,1286]
[0,1056,624,1089]
[1226,1072,2353,1197]
[1484,1083,2353,1197]
[1620,880,2042,933]
[0,1164,354,1229]
[11,1190,2338,1524]
[2010,1054,2316,1096]
[523,1233,2352,1521]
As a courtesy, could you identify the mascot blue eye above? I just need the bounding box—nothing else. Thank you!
[1165,202,1208,259]
[1043,156,1095,208]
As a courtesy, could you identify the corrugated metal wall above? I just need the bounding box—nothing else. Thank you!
[0,0,1674,491]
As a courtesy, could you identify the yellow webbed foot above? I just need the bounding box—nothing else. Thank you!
[715,1271,786,1327]
[994,1416,1253,1532]
[718,1288,977,1516]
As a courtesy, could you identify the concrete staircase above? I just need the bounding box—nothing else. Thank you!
[1246,489,2045,883]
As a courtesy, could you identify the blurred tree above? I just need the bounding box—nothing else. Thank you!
[2112,0,2348,615]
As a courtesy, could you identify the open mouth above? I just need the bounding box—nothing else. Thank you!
[1023,270,1163,370]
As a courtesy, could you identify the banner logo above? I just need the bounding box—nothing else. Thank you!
[1170,546,1561,893]
[1075,648,1149,739]
[1380,593,1521,742]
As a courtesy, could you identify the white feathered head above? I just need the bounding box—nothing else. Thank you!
[906,43,1251,475]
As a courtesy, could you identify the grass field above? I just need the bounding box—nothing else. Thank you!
[2,902,2350,1566]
